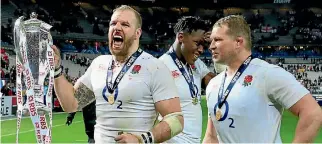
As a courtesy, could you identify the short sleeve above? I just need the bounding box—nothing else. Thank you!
[75,57,97,91]
[265,66,310,109]
[150,60,179,103]
[196,59,211,79]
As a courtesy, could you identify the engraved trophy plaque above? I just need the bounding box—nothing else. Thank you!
[14,12,54,144]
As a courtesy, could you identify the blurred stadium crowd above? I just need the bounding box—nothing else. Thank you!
[1,0,322,109]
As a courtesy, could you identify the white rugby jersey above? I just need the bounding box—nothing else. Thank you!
[76,52,179,143]
[206,58,309,143]
[159,54,210,143]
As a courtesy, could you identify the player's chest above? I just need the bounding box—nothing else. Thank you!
[169,65,202,86]
[90,66,150,102]
[208,74,266,119]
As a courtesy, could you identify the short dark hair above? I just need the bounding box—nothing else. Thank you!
[173,16,208,34]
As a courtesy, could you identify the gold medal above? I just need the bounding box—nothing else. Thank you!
[192,97,198,105]
[108,95,115,105]
[215,110,222,121]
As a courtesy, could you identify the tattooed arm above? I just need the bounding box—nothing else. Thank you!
[54,76,95,112]
[74,82,96,111]
[52,45,95,112]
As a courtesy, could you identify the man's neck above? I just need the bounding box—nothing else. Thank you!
[171,42,186,64]
[114,55,129,63]
[114,45,139,63]
[226,51,252,76]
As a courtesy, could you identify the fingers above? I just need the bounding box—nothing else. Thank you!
[114,134,124,141]
[51,45,61,68]
[51,45,60,56]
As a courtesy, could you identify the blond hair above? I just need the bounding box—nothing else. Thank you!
[213,15,252,50]
[113,5,142,28]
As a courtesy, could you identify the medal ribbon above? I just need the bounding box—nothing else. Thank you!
[168,48,197,99]
[217,55,253,109]
[106,48,143,94]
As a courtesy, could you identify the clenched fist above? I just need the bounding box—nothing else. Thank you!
[114,133,140,143]
[51,45,61,69]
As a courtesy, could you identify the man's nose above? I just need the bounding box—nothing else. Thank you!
[208,40,216,51]
[197,45,204,54]
[114,22,122,31]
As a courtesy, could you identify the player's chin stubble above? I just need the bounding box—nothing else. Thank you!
[110,35,136,57]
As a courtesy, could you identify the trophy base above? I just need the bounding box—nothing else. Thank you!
[20,101,51,116]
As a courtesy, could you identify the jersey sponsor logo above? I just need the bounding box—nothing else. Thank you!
[98,64,107,70]
[131,65,141,74]
[242,75,253,87]
[171,70,180,78]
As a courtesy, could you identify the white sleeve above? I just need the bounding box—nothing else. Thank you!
[196,59,211,79]
[206,80,213,117]
[150,60,179,103]
[75,57,97,91]
[265,66,310,109]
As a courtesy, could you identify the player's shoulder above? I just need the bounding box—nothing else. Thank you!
[250,58,277,68]
[91,55,112,65]
[250,58,284,72]
[138,52,169,73]
[206,72,224,90]
[158,53,172,62]
[194,58,207,69]
[209,72,224,84]
[250,58,294,79]
[206,72,223,99]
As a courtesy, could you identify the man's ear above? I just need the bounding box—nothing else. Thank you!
[177,32,184,44]
[135,28,142,40]
[236,36,244,49]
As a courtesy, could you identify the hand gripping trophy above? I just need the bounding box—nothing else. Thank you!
[14,12,55,144]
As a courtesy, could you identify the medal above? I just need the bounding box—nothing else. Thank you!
[108,94,115,104]
[215,110,222,121]
[216,55,253,121]
[104,48,143,105]
[168,48,198,106]
[192,97,198,105]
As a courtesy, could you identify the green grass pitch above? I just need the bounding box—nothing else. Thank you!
[1,97,322,143]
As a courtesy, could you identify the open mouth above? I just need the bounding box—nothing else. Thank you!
[193,53,200,59]
[112,34,124,47]
[193,54,199,59]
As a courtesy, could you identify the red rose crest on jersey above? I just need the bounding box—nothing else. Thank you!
[191,64,197,71]
[131,65,141,74]
[243,75,253,86]
[171,70,180,78]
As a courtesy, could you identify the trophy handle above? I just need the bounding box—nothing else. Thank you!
[13,16,25,63]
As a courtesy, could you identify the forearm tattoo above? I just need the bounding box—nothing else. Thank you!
[74,83,96,111]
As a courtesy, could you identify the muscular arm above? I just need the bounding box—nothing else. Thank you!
[54,75,77,112]
[289,94,322,143]
[202,72,216,89]
[202,118,219,143]
[151,97,183,143]
[54,76,95,112]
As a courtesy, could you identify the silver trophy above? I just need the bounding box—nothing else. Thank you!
[14,12,54,144]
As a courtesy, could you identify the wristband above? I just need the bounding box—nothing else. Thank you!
[140,131,154,144]
[54,66,63,78]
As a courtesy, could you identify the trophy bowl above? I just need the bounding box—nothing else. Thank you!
[14,12,54,144]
